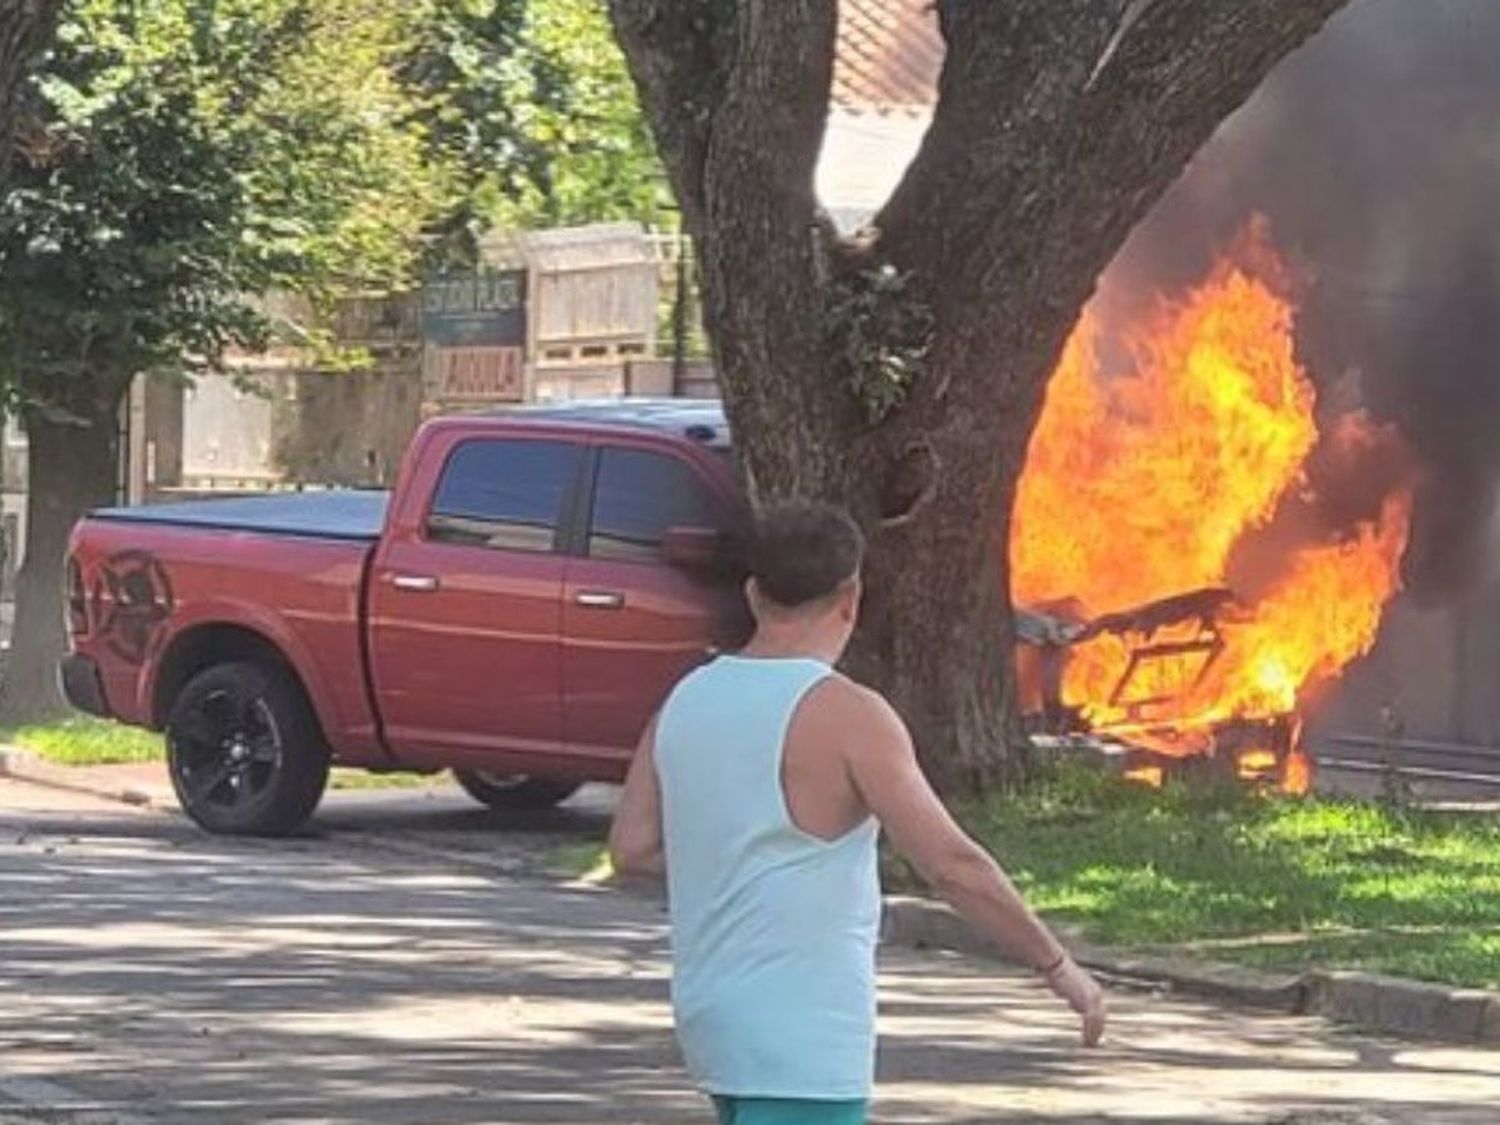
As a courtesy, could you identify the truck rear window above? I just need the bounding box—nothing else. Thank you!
[428,439,583,553]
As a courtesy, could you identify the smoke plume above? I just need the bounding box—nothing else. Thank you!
[1104,0,1500,605]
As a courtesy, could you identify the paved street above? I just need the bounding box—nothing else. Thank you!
[2,777,1498,1125]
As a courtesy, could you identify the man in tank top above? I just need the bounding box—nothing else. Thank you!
[609,502,1105,1125]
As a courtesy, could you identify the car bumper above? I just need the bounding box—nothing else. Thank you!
[59,654,111,719]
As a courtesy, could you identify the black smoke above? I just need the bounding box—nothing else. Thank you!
[1103,0,1500,605]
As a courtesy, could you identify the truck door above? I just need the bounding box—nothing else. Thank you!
[560,443,746,767]
[368,435,585,762]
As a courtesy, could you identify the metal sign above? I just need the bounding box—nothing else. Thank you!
[421,270,527,348]
[422,269,529,404]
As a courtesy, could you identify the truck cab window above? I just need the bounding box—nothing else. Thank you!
[429,439,582,552]
[589,448,723,563]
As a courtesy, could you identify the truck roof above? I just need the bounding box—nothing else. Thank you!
[493,397,730,450]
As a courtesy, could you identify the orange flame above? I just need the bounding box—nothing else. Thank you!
[1012,226,1413,740]
[1281,747,1313,796]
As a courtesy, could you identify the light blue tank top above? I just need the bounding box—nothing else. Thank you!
[655,655,881,1100]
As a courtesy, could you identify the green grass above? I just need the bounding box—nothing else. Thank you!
[5,718,165,765]
[5,717,441,789]
[328,768,442,790]
[549,840,612,879]
[554,764,1500,987]
[898,764,1500,989]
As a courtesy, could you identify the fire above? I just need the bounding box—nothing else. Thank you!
[1281,747,1313,796]
[1012,224,1413,769]
[1016,250,1316,613]
[1123,765,1165,788]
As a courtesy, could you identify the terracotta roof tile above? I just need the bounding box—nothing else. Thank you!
[833,0,943,113]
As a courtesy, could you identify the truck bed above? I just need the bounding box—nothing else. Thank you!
[90,490,389,541]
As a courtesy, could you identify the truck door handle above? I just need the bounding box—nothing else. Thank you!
[575,590,625,610]
[392,574,440,593]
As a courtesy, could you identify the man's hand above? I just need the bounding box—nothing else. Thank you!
[1043,956,1107,1047]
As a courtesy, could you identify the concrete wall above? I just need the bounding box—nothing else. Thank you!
[272,368,421,487]
[1310,493,1500,746]
[180,373,276,487]
[176,292,424,491]
[182,367,421,489]
[1315,584,1500,747]
[1,418,23,595]
[128,375,184,502]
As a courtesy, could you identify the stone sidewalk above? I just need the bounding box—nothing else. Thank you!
[0,749,174,806]
[7,749,1499,1047]
[3,778,1498,1124]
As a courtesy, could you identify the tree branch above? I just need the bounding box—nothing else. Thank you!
[876,0,1351,325]
[610,0,835,246]
[607,0,738,234]
[613,1,844,498]
[698,1,842,496]
[701,0,836,227]
[873,1,1122,279]
[1067,0,1355,247]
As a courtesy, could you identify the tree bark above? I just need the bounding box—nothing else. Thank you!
[611,0,1351,792]
[0,0,62,197]
[0,389,125,724]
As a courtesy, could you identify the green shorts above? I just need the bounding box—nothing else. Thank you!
[712,1095,868,1125]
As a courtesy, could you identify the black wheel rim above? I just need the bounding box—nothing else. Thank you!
[171,689,283,813]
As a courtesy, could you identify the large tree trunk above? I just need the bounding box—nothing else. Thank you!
[850,498,1022,793]
[612,0,1351,792]
[0,0,63,196]
[1,393,124,724]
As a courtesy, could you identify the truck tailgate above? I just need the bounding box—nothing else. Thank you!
[70,498,386,763]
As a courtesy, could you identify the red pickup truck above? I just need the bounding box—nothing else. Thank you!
[63,400,750,835]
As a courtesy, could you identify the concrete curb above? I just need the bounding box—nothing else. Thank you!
[881,895,1500,1046]
[1303,968,1500,1045]
[881,896,1307,1011]
[0,746,166,808]
[9,748,1496,1047]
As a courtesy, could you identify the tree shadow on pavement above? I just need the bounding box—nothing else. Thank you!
[1,805,1497,1125]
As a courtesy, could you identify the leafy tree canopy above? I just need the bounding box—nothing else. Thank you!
[403,0,669,269]
[0,0,443,409]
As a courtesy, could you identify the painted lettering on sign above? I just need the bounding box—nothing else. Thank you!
[424,345,525,402]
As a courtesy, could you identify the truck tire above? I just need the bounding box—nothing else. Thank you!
[453,770,581,811]
[166,661,330,837]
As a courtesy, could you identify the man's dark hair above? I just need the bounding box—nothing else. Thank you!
[749,502,865,608]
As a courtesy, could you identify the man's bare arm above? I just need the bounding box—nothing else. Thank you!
[608,716,664,877]
[841,685,1105,1045]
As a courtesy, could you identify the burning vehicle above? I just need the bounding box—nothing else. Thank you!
[1008,225,1415,792]
[1015,588,1307,792]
